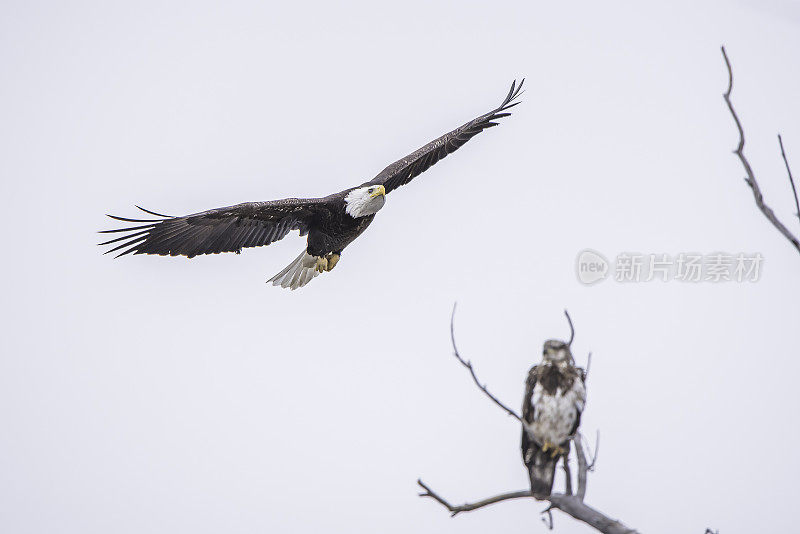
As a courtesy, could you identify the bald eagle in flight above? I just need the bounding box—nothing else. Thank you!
[521,339,586,499]
[100,80,524,289]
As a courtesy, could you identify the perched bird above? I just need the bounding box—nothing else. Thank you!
[100,80,524,289]
[521,339,586,499]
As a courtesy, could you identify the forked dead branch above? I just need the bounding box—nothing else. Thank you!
[721,46,800,255]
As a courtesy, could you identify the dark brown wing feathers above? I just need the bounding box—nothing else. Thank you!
[101,80,523,259]
[99,200,324,258]
[362,79,524,194]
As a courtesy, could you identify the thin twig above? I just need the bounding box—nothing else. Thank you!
[417,479,530,517]
[564,310,575,346]
[449,303,522,422]
[721,46,800,254]
[541,507,554,530]
[778,134,800,226]
[584,352,592,381]
[583,430,600,472]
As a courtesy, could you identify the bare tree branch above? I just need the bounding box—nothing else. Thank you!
[546,494,639,534]
[420,481,638,533]
[420,437,638,534]
[574,433,589,501]
[563,456,573,496]
[417,479,530,516]
[721,46,800,254]
[564,310,593,381]
[778,134,800,226]
[449,303,522,422]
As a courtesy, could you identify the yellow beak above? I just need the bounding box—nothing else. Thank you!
[370,185,386,198]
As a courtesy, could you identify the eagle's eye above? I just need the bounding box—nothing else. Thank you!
[368,188,375,193]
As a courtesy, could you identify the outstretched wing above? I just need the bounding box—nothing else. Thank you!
[361,79,524,194]
[99,200,326,258]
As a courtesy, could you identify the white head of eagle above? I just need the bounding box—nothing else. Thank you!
[344,185,386,218]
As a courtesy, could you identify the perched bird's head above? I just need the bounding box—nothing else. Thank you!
[541,340,573,365]
[345,185,386,218]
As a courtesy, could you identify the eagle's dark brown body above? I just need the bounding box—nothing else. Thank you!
[305,197,375,257]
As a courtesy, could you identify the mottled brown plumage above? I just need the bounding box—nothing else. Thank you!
[521,340,586,499]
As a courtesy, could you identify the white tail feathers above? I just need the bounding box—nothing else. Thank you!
[268,251,321,290]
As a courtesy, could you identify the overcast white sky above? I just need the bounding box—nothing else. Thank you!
[1,1,800,533]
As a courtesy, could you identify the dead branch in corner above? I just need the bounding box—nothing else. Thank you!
[721,46,800,255]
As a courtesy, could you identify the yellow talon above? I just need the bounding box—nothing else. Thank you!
[325,253,340,271]
[542,441,566,458]
[315,256,328,273]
